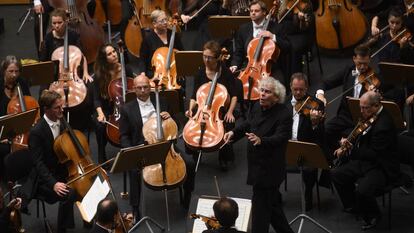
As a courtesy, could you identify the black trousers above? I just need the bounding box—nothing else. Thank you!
[37,183,77,230]
[331,160,386,219]
[94,117,109,164]
[303,167,318,202]
[251,184,294,233]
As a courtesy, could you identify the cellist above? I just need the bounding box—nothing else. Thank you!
[18,90,84,233]
[185,41,242,171]
[229,0,290,85]
[92,44,133,164]
[119,74,195,222]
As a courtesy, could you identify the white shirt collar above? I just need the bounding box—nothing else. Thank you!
[137,97,152,106]
[252,19,265,28]
[43,114,60,128]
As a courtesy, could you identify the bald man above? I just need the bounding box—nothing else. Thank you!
[331,91,400,230]
[119,74,195,222]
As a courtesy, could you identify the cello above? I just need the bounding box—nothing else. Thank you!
[49,18,88,108]
[124,0,144,58]
[106,41,135,147]
[47,0,105,63]
[7,84,40,152]
[237,1,280,101]
[141,80,186,190]
[315,0,367,50]
[150,16,181,90]
[183,66,229,152]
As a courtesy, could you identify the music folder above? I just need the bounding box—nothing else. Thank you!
[0,109,38,140]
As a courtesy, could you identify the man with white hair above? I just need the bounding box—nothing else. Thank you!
[223,77,294,233]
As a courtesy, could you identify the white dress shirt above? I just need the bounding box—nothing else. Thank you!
[44,115,60,139]
[137,98,155,124]
[352,69,362,98]
[252,20,277,42]
[291,97,300,141]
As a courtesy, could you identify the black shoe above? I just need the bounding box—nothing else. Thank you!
[361,216,381,231]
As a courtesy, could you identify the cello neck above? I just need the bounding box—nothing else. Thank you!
[118,42,127,103]
[61,117,87,157]
[63,21,70,73]
[205,68,221,108]
[16,84,27,112]
[154,85,164,141]
[166,25,176,72]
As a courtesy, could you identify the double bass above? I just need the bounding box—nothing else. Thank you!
[7,84,40,152]
[237,1,280,101]
[47,0,105,63]
[93,0,122,27]
[150,16,181,90]
[315,0,367,50]
[142,81,186,190]
[106,41,134,146]
[49,18,87,108]
[124,0,144,58]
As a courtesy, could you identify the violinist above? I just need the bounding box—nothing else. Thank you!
[229,0,290,85]
[93,44,133,164]
[223,77,294,233]
[202,197,245,233]
[119,74,195,221]
[0,186,22,232]
[19,90,80,233]
[316,45,381,162]
[90,199,119,233]
[186,40,241,171]
[0,56,31,180]
[285,72,324,211]
[139,10,184,79]
[278,0,315,77]
[331,91,400,231]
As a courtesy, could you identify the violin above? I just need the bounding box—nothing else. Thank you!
[106,41,135,147]
[150,15,181,90]
[357,68,380,92]
[315,0,367,50]
[190,213,221,230]
[142,80,186,189]
[237,1,281,101]
[7,84,40,152]
[124,0,144,58]
[49,15,88,108]
[279,0,312,28]
[294,96,322,116]
[7,182,24,233]
[371,28,413,58]
[183,58,230,151]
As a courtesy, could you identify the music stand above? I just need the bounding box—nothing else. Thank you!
[110,141,171,233]
[175,51,203,77]
[347,97,405,129]
[21,61,55,86]
[208,16,250,51]
[0,109,38,141]
[286,140,332,233]
[379,62,414,132]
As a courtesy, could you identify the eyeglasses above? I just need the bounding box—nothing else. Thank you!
[203,55,218,61]
[156,18,167,24]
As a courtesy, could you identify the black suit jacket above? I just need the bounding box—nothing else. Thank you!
[285,94,325,145]
[232,102,292,187]
[350,109,400,181]
[89,223,111,233]
[231,20,290,69]
[119,96,169,148]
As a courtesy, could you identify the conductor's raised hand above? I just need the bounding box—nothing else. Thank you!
[223,131,234,144]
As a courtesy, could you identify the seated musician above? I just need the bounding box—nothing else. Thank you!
[278,0,315,77]
[18,90,81,233]
[0,56,31,180]
[93,44,134,164]
[139,9,184,79]
[316,45,380,162]
[90,199,119,233]
[331,91,400,231]
[0,186,22,231]
[202,197,246,233]
[285,72,324,211]
[229,0,290,85]
[119,74,195,221]
[185,40,241,171]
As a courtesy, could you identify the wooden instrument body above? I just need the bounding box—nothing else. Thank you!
[7,182,24,233]
[315,0,367,50]
[125,0,144,58]
[238,38,279,100]
[142,117,186,190]
[183,82,229,151]
[106,78,135,147]
[94,0,122,26]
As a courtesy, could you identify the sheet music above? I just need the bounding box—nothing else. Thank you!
[76,176,110,222]
[192,197,251,233]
